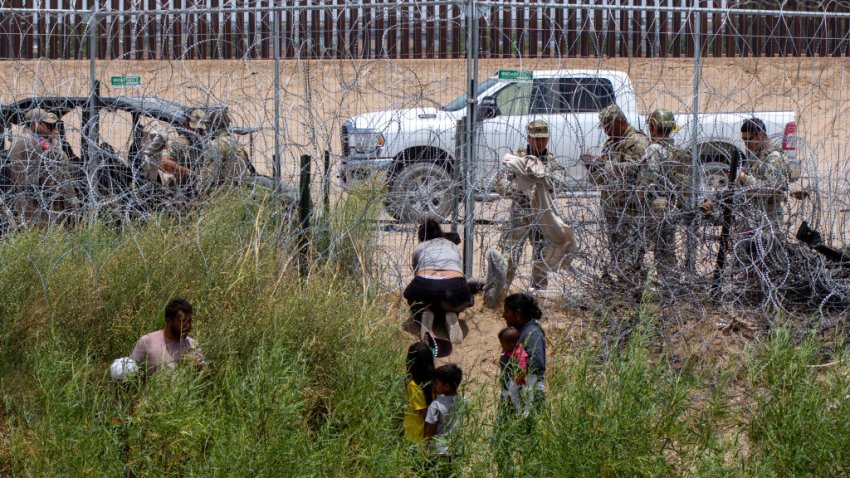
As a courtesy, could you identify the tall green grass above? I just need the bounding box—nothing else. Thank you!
[2,188,850,476]
[1,190,415,477]
[473,322,850,478]
[540,327,692,477]
[744,330,850,476]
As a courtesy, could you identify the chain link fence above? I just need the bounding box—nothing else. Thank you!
[2,1,850,324]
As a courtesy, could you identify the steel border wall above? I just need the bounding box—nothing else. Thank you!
[2,0,850,60]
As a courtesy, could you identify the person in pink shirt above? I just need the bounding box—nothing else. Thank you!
[498,327,533,417]
[130,298,207,377]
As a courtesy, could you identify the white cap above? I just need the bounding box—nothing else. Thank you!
[109,357,139,381]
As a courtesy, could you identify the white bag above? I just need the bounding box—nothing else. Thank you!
[109,357,139,381]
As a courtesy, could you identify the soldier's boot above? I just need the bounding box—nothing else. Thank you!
[655,252,678,284]
[530,261,548,291]
[420,310,434,341]
[484,248,509,310]
[631,263,653,302]
[505,258,517,290]
[445,312,463,344]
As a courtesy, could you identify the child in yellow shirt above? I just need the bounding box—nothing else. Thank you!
[405,342,435,443]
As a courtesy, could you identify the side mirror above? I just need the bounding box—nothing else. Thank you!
[478,96,497,121]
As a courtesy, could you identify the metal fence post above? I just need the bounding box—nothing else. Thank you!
[299,154,312,279]
[462,0,478,277]
[687,3,701,275]
[452,118,466,233]
[86,7,99,224]
[323,149,331,215]
[273,7,282,183]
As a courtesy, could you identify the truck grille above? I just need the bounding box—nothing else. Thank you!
[340,125,350,157]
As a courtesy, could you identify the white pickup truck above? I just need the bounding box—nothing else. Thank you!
[339,70,799,222]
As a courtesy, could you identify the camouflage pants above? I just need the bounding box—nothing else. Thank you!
[737,199,786,237]
[603,207,645,288]
[750,196,785,230]
[11,188,76,229]
[641,212,677,280]
[764,202,785,230]
[500,198,548,289]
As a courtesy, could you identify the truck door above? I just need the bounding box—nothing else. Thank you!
[524,78,575,188]
[525,77,616,191]
[555,77,616,190]
[474,81,533,191]
[475,77,616,192]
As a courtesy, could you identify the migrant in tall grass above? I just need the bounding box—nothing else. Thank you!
[2,190,420,476]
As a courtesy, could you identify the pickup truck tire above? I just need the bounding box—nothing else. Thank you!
[697,142,738,195]
[701,161,730,191]
[385,162,456,223]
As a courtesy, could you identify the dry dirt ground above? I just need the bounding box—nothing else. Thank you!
[388,289,758,411]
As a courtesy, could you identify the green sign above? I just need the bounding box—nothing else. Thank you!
[110,75,141,87]
[498,69,533,81]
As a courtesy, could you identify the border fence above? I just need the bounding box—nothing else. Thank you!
[1,0,850,60]
[3,1,850,318]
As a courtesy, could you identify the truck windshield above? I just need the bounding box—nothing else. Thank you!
[441,78,499,112]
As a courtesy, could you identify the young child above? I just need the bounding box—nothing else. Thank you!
[424,363,464,472]
[498,327,534,417]
[405,342,435,445]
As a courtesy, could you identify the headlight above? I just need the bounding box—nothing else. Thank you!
[349,130,385,154]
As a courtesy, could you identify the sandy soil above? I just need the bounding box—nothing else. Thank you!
[395,288,758,410]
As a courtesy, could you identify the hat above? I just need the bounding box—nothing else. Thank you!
[24,108,59,125]
[599,104,626,127]
[648,109,680,132]
[188,109,210,129]
[527,119,549,139]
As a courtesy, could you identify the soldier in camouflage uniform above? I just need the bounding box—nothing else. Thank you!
[161,109,251,196]
[161,109,208,186]
[715,118,793,301]
[198,109,251,193]
[585,104,649,287]
[737,117,790,227]
[499,119,554,290]
[637,109,688,280]
[7,108,79,228]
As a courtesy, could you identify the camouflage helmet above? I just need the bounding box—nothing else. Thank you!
[648,109,679,132]
[527,119,549,139]
[24,108,59,125]
[599,104,626,127]
[205,108,232,134]
[187,109,211,129]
